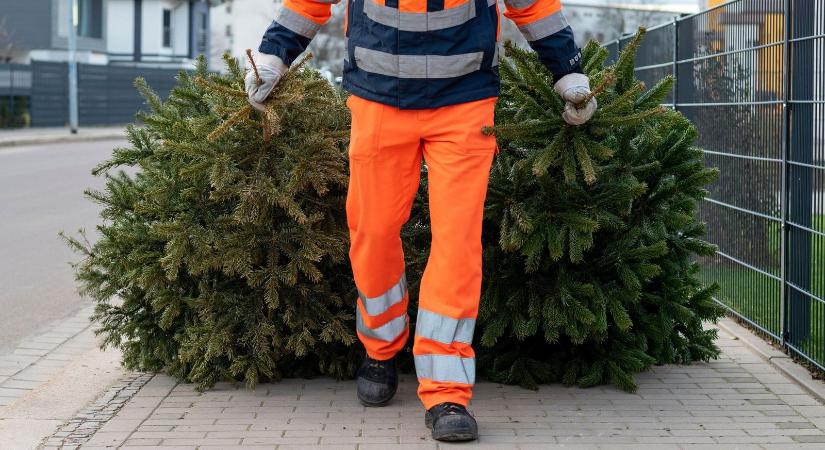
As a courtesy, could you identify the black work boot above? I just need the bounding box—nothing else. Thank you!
[356,355,398,407]
[424,402,479,442]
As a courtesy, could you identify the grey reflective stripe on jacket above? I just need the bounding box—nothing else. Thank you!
[415,309,475,345]
[518,10,569,41]
[276,8,322,39]
[414,354,476,384]
[358,273,408,317]
[356,307,407,342]
[354,47,485,79]
[364,0,476,32]
[504,0,537,8]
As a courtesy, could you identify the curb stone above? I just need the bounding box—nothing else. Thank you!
[717,317,825,404]
[0,130,126,149]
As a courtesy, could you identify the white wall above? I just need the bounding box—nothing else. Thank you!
[172,0,191,56]
[28,49,109,64]
[210,0,283,71]
[106,0,135,55]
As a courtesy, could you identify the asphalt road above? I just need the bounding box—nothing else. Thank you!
[0,139,126,354]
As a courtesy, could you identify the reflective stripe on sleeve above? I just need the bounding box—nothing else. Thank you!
[276,8,323,39]
[356,307,408,342]
[504,0,537,9]
[359,273,408,317]
[518,10,569,41]
[353,46,484,79]
[415,309,475,345]
[414,354,476,385]
[364,0,476,32]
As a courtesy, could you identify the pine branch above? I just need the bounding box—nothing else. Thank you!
[246,49,262,85]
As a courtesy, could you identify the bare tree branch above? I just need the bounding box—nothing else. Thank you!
[0,16,18,63]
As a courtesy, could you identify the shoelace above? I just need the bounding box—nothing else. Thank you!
[439,403,466,415]
[366,360,388,378]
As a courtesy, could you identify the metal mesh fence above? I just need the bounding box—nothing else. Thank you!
[608,0,824,370]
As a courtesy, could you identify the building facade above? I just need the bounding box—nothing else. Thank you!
[0,0,213,67]
[563,1,702,45]
[210,0,279,71]
[210,0,344,78]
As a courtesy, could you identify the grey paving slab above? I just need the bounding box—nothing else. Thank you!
[0,304,98,409]
[38,321,825,448]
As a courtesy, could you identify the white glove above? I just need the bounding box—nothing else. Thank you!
[245,53,288,112]
[554,73,598,126]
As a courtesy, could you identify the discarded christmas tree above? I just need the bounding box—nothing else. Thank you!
[63,54,360,389]
[469,29,723,390]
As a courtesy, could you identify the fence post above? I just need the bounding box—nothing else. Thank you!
[672,16,679,110]
[779,0,790,345]
[786,0,814,347]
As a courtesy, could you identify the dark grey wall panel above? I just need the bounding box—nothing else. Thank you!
[0,1,53,50]
[30,61,183,126]
[30,61,68,127]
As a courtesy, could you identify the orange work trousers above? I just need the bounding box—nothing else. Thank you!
[346,94,497,409]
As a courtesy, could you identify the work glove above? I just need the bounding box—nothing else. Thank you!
[245,53,288,112]
[554,73,598,126]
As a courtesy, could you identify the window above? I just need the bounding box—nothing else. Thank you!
[162,9,172,48]
[197,13,209,54]
[76,0,103,38]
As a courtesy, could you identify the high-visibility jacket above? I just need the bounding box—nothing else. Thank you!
[260,0,580,109]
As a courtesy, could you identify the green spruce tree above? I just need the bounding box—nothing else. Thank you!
[63,54,360,389]
[469,29,723,390]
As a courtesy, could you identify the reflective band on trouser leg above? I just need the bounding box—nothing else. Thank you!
[411,97,497,409]
[355,274,410,360]
[355,301,409,360]
[359,273,408,317]
[414,308,477,408]
[415,308,475,345]
[414,354,475,385]
[356,306,408,345]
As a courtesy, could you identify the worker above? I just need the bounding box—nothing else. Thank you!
[246,0,596,441]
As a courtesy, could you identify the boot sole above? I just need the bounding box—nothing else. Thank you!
[425,412,478,442]
[356,375,397,407]
[358,396,392,407]
[431,429,478,442]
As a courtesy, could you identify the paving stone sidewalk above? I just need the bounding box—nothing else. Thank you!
[0,305,97,407]
[58,318,825,449]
